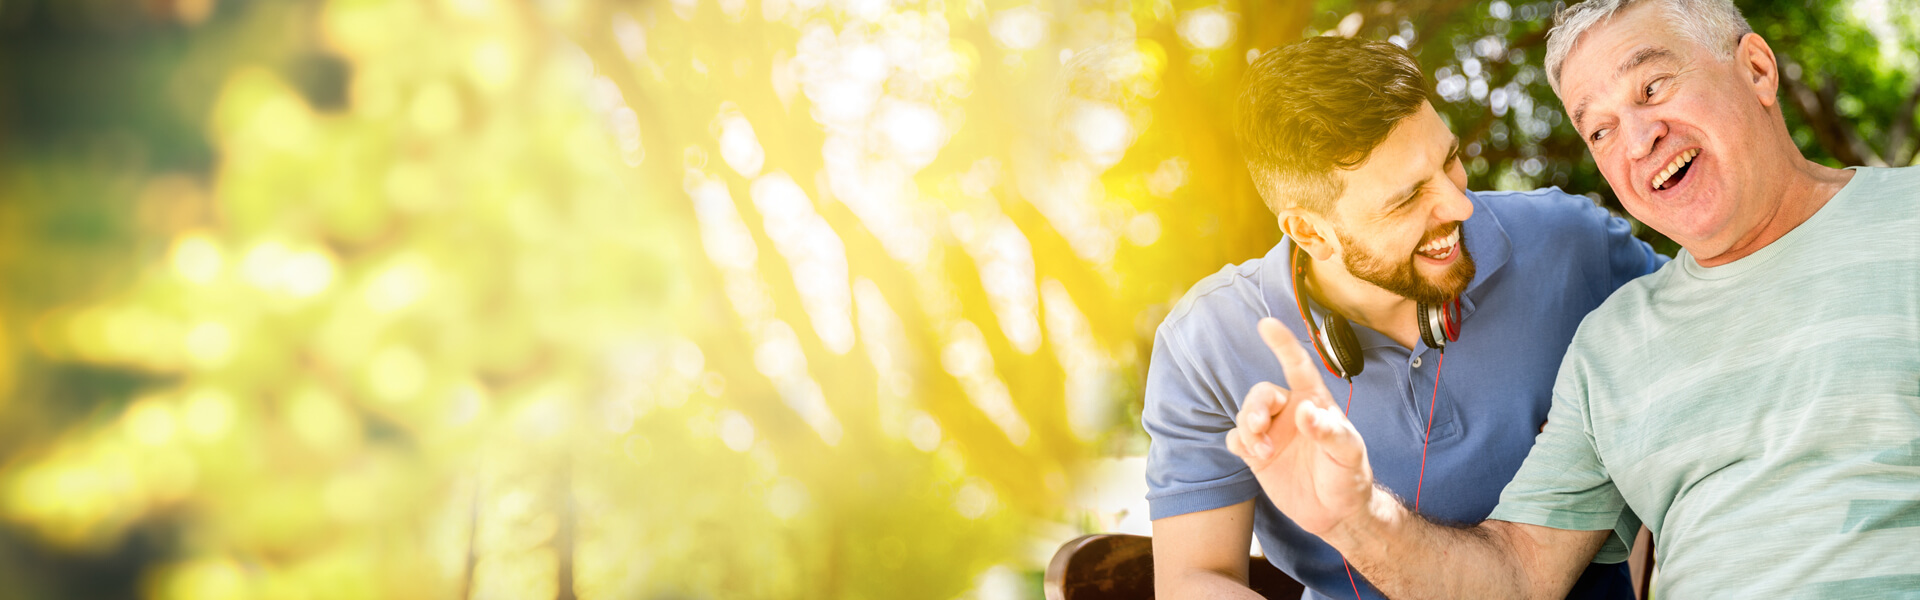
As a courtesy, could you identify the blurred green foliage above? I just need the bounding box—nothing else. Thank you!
[0,0,1910,598]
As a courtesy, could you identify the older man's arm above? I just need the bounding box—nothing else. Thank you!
[1226,318,1608,599]
[1328,489,1611,600]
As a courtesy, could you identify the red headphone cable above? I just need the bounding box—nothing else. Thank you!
[1414,350,1445,511]
[1345,350,1447,600]
[1341,378,1363,600]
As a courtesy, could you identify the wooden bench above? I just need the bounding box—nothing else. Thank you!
[1043,534,1303,600]
[1045,530,1655,600]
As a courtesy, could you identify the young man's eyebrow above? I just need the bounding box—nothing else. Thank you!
[1572,47,1677,133]
[1381,136,1461,211]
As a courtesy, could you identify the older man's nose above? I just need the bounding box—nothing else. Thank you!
[1626,116,1668,161]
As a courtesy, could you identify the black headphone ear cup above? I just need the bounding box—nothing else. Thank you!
[1417,301,1443,350]
[1323,313,1364,378]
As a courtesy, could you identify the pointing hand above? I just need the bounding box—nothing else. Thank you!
[1225,318,1378,537]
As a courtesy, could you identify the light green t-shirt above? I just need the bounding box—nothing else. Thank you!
[1489,166,1920,597]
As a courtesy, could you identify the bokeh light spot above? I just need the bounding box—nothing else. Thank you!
[953,478,996,519]
[182,389,236,443]
[767,477,809,520]
[363,256,430,314]
[123,397,178,447]
[170,235,223,285]
[184,322,233,368]
[368,345,428,403]
[990,7,1047,50]
[718,410,755,452]
[1177,8,1235,50]
[282,250,335,298]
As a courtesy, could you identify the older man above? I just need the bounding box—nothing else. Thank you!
[1224,0,1920,598]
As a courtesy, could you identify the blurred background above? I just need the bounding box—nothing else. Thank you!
[0,0,1911,598]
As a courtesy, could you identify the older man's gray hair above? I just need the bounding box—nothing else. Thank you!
[1543,0,1754,95]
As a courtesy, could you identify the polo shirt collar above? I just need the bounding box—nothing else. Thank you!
[1259,190,1513,352]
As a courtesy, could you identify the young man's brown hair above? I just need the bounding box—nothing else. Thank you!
[1236,37,1435,215]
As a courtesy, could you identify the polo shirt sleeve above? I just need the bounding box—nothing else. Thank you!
[1596,201,1669,287]
[1485,351,1641,564]
[1142,324,1262,520]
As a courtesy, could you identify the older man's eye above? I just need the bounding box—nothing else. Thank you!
[1590,127,1611,142]
[1644,77,1668,99]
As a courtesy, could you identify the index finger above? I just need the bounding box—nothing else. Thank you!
[1257,317,1336,411]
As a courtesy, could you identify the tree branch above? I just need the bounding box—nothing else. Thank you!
[554,456,577,600]
[459,480,480,600]
[1506,25,1549,55]
[1410,0,1480,38]
[1777,55,1882,166]
[1816,77,1887,166]
[1886,77,1920,166]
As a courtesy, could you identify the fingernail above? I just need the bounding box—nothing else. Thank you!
[1257,439,1272,458]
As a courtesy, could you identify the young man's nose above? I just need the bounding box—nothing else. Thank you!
[1431,180,1474,223]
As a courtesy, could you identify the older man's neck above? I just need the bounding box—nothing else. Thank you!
[1692,159,1855,268]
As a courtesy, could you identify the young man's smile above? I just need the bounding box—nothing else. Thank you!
[1414,224,1462,264]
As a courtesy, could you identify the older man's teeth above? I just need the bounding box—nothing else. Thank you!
[1652,148,1699,191]
[1417,228,1460,259]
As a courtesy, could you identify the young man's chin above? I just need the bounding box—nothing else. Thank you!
[1413,254,1474,301]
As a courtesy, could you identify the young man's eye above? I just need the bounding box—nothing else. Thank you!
[1396,193,1419,211]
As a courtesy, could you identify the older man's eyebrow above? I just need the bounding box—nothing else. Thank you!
[1381,137,1461,211]
[1617,46,1677,78]
[1573,97,1590,132]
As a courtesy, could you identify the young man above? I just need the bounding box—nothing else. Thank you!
[1143,37,1663,599]
[1226,0,1920,598]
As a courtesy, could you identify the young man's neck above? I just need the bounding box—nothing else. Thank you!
[1304,257,1423,349]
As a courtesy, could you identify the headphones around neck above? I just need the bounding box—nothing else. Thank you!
[1290,244,1461,380]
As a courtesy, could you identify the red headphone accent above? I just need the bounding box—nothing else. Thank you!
[1291,245,1463,382]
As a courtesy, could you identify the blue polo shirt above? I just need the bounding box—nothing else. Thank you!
[1143,188,1666,600]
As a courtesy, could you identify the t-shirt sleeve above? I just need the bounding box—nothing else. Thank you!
[1142,325,1262,520]
[1486,353,1641,564]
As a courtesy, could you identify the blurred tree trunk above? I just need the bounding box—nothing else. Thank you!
[555,457,577,600]
[1779,54,1920,167]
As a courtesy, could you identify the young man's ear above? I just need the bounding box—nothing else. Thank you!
[1279,210,1338,261]
[1738,32,1781,109]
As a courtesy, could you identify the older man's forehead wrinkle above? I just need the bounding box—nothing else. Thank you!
[1617,46,1677,78]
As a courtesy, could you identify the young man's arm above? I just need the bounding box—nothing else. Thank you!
[1225,318,1607,599]
[1151,501,1267,599]
[1141,318,1272,599]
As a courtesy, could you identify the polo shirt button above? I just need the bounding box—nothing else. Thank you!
[1411,356,1423,368]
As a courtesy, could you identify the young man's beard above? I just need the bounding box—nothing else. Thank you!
[1336,227,1476,306]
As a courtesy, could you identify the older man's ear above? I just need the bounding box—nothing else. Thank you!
[1737,32,1781,109]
